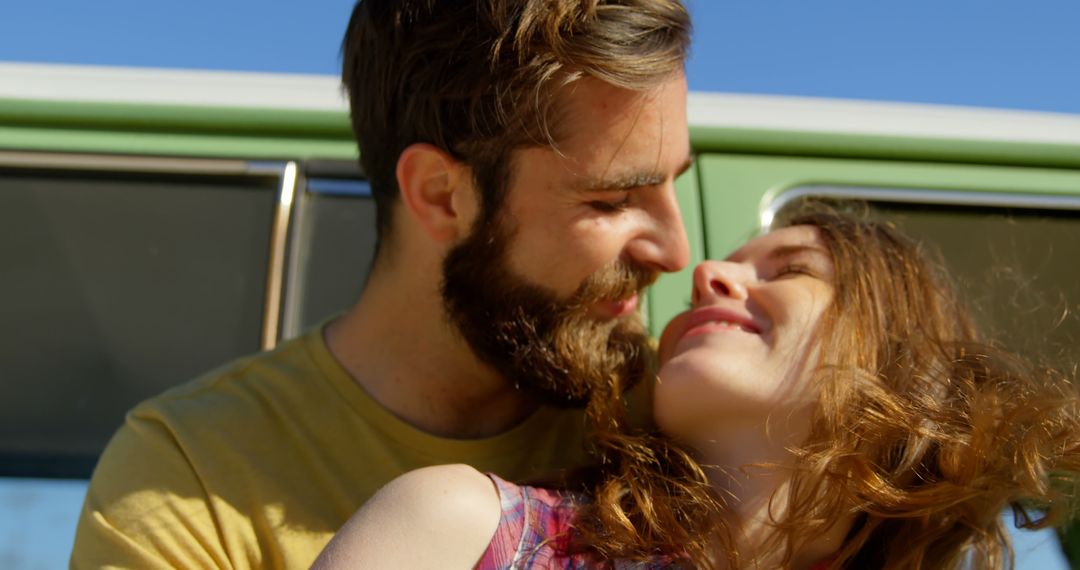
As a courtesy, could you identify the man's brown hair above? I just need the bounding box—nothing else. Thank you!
[341,0,691,253]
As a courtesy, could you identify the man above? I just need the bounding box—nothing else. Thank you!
[72,0,692,567]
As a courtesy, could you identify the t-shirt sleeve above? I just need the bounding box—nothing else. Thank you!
[71,412,231,570]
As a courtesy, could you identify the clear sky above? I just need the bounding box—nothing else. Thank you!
[2,0,1079,114]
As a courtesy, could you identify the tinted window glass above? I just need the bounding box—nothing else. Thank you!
[775,196,1080,374]
[0,169,276,477]
[282,180,376,337]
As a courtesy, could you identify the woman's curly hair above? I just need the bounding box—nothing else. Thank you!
[572,203,1080,569]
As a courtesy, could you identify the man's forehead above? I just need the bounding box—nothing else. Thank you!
[560,78,658,116]
[550,73,688,148]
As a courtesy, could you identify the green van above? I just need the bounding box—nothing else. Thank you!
[2,62,1079,567]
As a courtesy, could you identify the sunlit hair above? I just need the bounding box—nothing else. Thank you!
[573,203,1080,568]
[341,0,691,253]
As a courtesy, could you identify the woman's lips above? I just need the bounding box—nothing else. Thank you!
[678,306,761,342]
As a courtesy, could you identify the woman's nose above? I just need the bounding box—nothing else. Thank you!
[691,260,749,305]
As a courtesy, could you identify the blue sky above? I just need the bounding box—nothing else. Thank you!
[2,0,1079,114]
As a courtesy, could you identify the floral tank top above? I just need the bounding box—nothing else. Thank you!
[475,474,670,569]
[474,474,837,570]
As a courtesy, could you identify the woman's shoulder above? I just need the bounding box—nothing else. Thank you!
[382,463,495,496]
[312,464,503,569]
[385,467,584,568]
[377,463,502,525]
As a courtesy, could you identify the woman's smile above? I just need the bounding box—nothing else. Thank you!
[680,306,762,339]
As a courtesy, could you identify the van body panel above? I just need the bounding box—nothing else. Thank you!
[697,154,1080,257]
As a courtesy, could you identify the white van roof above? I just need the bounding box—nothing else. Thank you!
[3,61,1080,146]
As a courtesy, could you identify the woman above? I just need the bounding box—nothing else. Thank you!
[313,207,1080,569]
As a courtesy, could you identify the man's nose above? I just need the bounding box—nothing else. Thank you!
[691,260,749,305]
[626,184,690,273]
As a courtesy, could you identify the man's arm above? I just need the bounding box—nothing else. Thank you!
[311,464,501,570]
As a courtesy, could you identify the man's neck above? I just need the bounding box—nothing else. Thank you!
[324,265,539,439]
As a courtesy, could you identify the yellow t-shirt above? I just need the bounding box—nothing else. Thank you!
[71,326,614,569]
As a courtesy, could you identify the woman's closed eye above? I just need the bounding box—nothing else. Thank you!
[773,263,820,280]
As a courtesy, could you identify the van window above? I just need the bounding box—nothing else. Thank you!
[0,159,280,477]
[281,174,376,339]
[770,189,1080,375]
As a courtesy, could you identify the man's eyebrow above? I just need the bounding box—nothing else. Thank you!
[577,155,694,192]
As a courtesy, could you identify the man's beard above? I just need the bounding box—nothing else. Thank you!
[441,213,657,408]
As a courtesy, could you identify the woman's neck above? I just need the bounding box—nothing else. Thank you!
[692,415,851,569]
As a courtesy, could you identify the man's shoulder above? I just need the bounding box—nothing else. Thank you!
[73,327,360,568]
[90,328,341,487]
[131,328,332,425]
[104,326,358,481]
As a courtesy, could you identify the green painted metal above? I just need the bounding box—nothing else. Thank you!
[5,97,1080,170]
[697,154,1080,260]
[0,125,358,161]
[0,98,353,138]
[689,126,1080,170]
[647,167,705,336]
[0,97,356,160]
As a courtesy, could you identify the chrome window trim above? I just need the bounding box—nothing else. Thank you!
[260,162,299,350]
[279,176,373,341]
[280,177,311,341]
[306,178,371,197]
[762,185,1080,230]
[0,150,250,174]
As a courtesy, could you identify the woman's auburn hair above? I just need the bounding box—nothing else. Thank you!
[572,204,1080,569]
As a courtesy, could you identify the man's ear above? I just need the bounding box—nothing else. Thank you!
[395,143,475,243]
